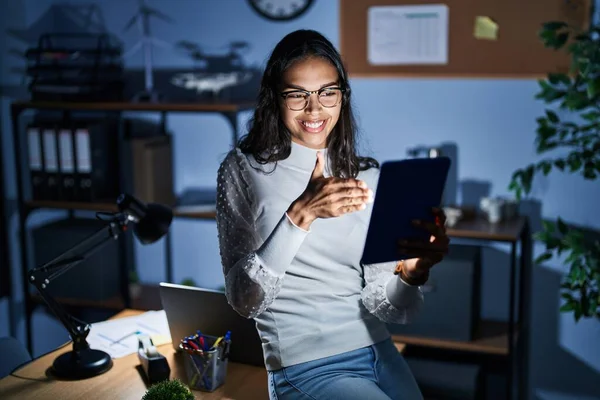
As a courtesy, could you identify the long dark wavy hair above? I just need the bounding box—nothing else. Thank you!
[238,29,378,178]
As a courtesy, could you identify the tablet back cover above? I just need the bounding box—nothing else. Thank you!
[360,157,451,265]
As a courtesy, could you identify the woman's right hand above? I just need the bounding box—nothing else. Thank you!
[287,151,373,230]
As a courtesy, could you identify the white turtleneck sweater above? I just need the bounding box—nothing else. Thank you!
[215,141,423,371]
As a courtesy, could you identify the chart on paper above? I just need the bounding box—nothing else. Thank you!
[87,310,172,358]
[367,4,449,65]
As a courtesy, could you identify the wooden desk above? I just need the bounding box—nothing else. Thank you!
[0,310,407,399]
[0,310,268,400]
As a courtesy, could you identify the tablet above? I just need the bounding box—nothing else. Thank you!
[360,157,451,265]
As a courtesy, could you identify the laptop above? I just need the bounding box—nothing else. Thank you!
[159,282,265,367]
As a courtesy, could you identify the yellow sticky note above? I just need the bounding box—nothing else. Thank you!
[474,16,498,40]
[150,334,171,346]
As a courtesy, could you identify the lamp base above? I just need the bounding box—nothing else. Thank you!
[52,348,113,380]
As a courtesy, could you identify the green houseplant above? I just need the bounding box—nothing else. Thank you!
[180,278,197,287]
[141,378,194,400]
[509,20,600,321]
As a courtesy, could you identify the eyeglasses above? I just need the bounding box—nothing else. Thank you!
[280,87,345,111]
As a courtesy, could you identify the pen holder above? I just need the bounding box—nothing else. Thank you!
[181,335,230,392]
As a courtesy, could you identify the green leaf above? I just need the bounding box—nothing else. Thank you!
[545,110,560,123]
[574,33,591,41]
[562,121,579,130]
[575,58,591,76]
[536,80,567,102]
[559,130,569,140]
[561,292,574,301]
[560,300,575,312]
[581,111,600,121]
[536,124,557,140]
[568,264,583,281]
[557,217,568,235]
[564,90,589,110]
[548,73,571,85]
[533,230,550,242]
[588,295,598,317]
[568,157,582,171]
[586,77,600,98]
[539,161,553,175]
[543,220,556,233]
[522,165,535,194]
[542,21,569,31]
[539,29,558,47]
[575,301,583,321]
[514,187,522,201]
[553,32,570,49]
[545,237,563,250]
[555,159,566,170]
[565,251,580,264]
[535,252,553,264]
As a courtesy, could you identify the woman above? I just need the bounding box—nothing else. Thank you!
[215,29,449,400]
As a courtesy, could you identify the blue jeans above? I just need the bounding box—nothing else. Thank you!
[268,338,423,400]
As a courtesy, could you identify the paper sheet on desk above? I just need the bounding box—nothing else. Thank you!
[87,310,172,358]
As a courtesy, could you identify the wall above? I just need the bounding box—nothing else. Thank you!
[1,0,599,398]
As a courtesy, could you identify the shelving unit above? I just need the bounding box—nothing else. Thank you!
[9,100,254,358]
[1,128,12,305]
[9,100,532,399]
[25,200,218,219]
[397,217,532,400]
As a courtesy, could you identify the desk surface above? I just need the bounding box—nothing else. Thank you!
[1,310,407,399]
[0,310,268,400]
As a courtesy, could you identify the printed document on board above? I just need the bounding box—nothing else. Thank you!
[367,4,449,65]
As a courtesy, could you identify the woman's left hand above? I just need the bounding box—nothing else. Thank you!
[395,207,450,284]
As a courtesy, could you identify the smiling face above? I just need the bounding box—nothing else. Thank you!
[279,56,342,150]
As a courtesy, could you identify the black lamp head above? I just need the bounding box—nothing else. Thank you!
[117,194,173,245]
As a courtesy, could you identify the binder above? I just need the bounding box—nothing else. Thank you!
[41,126,60,201]
[74,126,93,201]
[27,125,45,200]
[57,126,77,201]
[73,120,119,202]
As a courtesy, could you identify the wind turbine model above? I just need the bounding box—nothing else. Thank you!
[123,0,172,102]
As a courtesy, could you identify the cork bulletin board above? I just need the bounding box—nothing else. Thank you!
[339,0,592,78]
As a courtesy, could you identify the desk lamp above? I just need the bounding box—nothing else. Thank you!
[28,193,173,380]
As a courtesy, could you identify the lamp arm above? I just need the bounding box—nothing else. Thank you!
[28,214,129,350]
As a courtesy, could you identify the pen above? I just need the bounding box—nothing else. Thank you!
[195,330,206,350]
[211,336,223,349]
[182,339,200,351]
[186,334,204,351]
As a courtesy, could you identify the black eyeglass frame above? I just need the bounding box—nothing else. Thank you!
[279,86,347,110]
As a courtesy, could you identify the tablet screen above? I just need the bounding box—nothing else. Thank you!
[360,157,451,265]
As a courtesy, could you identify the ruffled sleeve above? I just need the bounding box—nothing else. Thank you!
[360,261,424,324]
[216,149,309,319]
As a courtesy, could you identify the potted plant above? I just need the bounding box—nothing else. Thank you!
[508,20,600,321]
[141,378,194,400]
[129,270,142,300]
[180,278,197,287]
